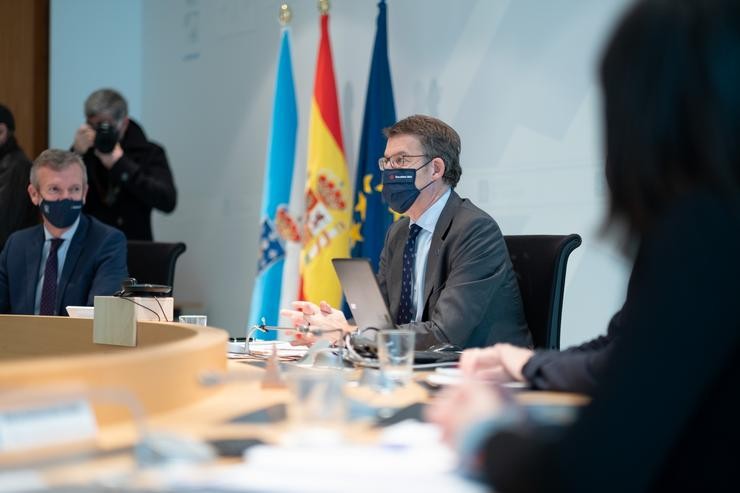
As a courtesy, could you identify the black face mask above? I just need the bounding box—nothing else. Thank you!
[94,121,119,154]
[381,158,435,213]
[40,198,83,229]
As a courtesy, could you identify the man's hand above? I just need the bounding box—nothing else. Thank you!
[280,300,354,345]
[459,343,534,382]
[73,124,95,155]
[95,143,124,170]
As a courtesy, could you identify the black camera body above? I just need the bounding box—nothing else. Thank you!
[94,121,119,153]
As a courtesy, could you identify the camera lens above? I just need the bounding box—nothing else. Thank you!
[94,121,118,153]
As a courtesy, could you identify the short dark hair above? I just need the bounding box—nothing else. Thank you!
[0,104,15,132]
[31,149,87,189]
[384,115,462,188]
[601,0,740,238]
[84,88,128,123]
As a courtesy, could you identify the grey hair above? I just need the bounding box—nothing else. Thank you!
[30,149,88,189]
[84,88,128,123]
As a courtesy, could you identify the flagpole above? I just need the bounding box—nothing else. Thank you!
[348,0,396,273]
[248,1,299,337]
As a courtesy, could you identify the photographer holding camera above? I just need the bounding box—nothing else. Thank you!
[72,88,176,240]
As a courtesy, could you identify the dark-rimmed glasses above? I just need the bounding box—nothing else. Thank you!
[378,154,428,171]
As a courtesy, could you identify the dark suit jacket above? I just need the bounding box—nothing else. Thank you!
[482,193,740,493]
[0,214,128,315]
[0,136,39,250]
[377,190,531,349]
[521,310,622,395]
[82,119,177,241]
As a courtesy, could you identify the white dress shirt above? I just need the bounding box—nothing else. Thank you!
[409,188,451,322]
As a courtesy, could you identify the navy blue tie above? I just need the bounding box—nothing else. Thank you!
[396,224,422,325]
[39,238,64,316]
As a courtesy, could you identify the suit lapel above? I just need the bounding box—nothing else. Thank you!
[24,228,45,312]
[388,218,409,318]
[422,191,461,309]
[56,215,89,313]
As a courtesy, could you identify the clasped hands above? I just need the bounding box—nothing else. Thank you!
[279,300,356,345]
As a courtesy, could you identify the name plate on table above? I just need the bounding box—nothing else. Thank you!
[0,400,97,452]
[93,296,174,347]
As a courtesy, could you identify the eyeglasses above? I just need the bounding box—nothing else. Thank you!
[378,154,427,171]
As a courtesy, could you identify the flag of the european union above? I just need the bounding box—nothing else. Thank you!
[349,0,396,271]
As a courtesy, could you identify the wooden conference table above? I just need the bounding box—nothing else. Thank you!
[0,315,587,487]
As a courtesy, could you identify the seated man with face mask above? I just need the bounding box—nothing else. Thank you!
[282,115,531,350]
[0,149,128,315]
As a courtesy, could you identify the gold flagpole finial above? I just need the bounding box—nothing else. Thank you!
[279,3,292,26]
[318,0,330,15]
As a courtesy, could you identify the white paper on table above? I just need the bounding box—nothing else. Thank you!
[161,421,488,493]
[0,470,47,493]
[0,399,97,452]
[426,368,528,388]
[227,340,310,359]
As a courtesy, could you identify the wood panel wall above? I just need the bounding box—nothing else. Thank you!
[0,0,49,160]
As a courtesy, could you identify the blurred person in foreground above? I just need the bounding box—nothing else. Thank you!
[457,311,623,395]
[427,1,740,491]
[0,104,38,251]
[73,88,176,240]
[0,150,127,315]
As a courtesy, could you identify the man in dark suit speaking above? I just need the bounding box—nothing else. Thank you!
[284,115,531,350]
[0,149,128,315]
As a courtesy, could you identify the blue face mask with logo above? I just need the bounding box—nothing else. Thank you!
[381,158,435,213]
[40,199,83,229]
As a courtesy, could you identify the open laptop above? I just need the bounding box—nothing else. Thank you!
[331,258,394,332]
[332,258,459,366]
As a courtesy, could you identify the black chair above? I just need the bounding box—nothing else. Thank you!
[504,234,581,350]
[126,241,186,294]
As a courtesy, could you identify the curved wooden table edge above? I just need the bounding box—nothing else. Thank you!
[0,316,229,425]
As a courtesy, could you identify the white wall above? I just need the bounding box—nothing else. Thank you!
[50,0,142,148]
[50,0,632,346]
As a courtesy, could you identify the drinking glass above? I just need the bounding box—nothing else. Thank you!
[377,329,415,387]
[178,315,207,326]
[285,368,346,445]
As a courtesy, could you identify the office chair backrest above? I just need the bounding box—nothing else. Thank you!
[504,234,581,350]
[126,241,187,295]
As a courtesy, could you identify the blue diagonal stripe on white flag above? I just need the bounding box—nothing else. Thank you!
[248,28,298,339]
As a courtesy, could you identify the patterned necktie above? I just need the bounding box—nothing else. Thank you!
[396,224,423,325]
[39,238,64,316]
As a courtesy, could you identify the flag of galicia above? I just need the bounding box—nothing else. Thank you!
[248,27,298,339]
[349,0,397,271]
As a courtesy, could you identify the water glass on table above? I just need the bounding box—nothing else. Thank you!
[285,368,347,445]
[178,315,208,326]
[377,329,415,388]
